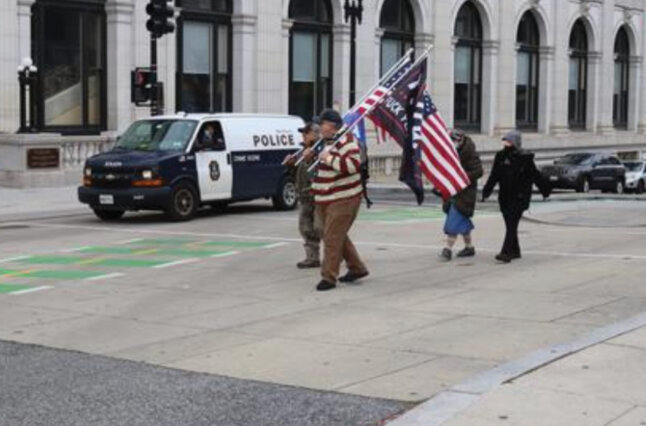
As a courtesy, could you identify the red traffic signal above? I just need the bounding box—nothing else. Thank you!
[131,68,152,105]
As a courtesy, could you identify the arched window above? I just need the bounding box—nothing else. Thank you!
[516,11,540,130]
[569,20,588,130]
[380,0,415,76]
[177,0,232,113]
[289,0,333,121]
[454,1,482,131]
[614,27,630,129]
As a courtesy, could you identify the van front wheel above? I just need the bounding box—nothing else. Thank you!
[273,177,298,210]
[166,182,198,221]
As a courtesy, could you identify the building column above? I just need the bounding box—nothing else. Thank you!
[281,18,292,114]
[628,56,642,132]
[17,0,34,62]
[333,23,351,112]
[587,51,602,133]
[538,46,555,133]
[373,28,384,84]
[415,32,434,85]
[105,0,134,132]
[232,14,257,112]
[482,40,499,136]
[549,0,569,135]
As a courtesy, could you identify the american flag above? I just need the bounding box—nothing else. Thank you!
[413,88,470,199]
[355,57,413,117]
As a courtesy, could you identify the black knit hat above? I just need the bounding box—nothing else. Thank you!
[318,109,343,126]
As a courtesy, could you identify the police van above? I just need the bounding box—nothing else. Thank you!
[78,113,303,221]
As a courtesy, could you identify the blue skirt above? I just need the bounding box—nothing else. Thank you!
[444,204,474,236]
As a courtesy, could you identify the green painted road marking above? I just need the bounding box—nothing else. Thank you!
[91,258,169,268]
[0,284,31,294]
[129,238,195,246]
[20,255,84,265]
[21,269,107,280]
[155,248,236,258]
[202,241,276,248]
[79,246,144,255]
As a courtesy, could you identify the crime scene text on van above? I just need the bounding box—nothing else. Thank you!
[252,131,296,148]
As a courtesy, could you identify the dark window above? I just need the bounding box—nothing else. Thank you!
[197,121,226,151]
[614,27,630,129]
[454,1,482,131]
[31,0,107,134]
[380,0,415,76]
[289,0,333,121]
[516,11,540,130]
[568,19,588,130]
[177,0,232,113]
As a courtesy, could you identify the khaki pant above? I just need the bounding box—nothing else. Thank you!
[298,197,322,261]
[316,196,367,283]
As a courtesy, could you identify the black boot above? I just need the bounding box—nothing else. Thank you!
[316,280,336,291]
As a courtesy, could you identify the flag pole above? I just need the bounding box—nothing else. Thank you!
[307,44,434,173]
[284,48,415,166]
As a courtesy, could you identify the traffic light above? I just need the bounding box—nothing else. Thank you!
[131,68,152,105]
[146,0,175,38]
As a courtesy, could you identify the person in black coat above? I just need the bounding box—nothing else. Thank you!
[482,130,550,263]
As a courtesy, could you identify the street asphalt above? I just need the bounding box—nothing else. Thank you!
[0,340,410,426]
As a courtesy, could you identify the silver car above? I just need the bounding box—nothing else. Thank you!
[623,161,646,194]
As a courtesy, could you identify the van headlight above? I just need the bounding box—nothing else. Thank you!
[84,167,92,177]
[142,170,154,180]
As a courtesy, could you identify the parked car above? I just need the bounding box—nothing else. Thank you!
[540,153,626,193]
[623,161,646,194]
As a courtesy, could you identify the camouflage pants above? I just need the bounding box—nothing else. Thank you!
[299,197,322,261]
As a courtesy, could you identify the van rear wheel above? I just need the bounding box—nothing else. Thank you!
[166,182,198,221]
[273,177,297,211]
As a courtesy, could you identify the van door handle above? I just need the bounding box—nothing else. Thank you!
[227,153,231,165]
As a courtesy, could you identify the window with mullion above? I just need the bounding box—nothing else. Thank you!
[516,12,540,130]
[454,1,482,131]
[288,0,333,121]
[613,27,630,129]
[32,0,107,134]
[177,5,232,113]
[379,0,415,76]
[568,20,588,130]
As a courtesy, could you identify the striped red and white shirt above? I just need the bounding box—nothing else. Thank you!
[311,137,363,204]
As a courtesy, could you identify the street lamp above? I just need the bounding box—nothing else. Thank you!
[344,0,363,107]
[17,57,38,133]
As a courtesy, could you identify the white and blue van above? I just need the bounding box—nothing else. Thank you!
[78,113,303,221]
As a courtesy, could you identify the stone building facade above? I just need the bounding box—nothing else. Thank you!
[1,0,645,186]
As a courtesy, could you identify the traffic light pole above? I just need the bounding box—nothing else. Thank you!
[150,34,158,116]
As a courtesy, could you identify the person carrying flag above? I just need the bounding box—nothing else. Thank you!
[439,129,483,261]
[311,109,369,292]
[284,121,322,269]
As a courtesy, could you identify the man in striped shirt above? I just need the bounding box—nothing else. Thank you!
[310,109,369,291]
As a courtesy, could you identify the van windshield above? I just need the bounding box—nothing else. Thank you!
[116,120,198,152]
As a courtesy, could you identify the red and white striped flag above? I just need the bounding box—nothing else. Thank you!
[413,87,470,199]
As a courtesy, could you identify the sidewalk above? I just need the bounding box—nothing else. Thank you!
[390,319,646,426]
[0,186,85,221]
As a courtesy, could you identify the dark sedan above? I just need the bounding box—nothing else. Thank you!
[540,153,626,193]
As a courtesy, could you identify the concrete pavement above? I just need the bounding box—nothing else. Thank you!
[0,185,645,425]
